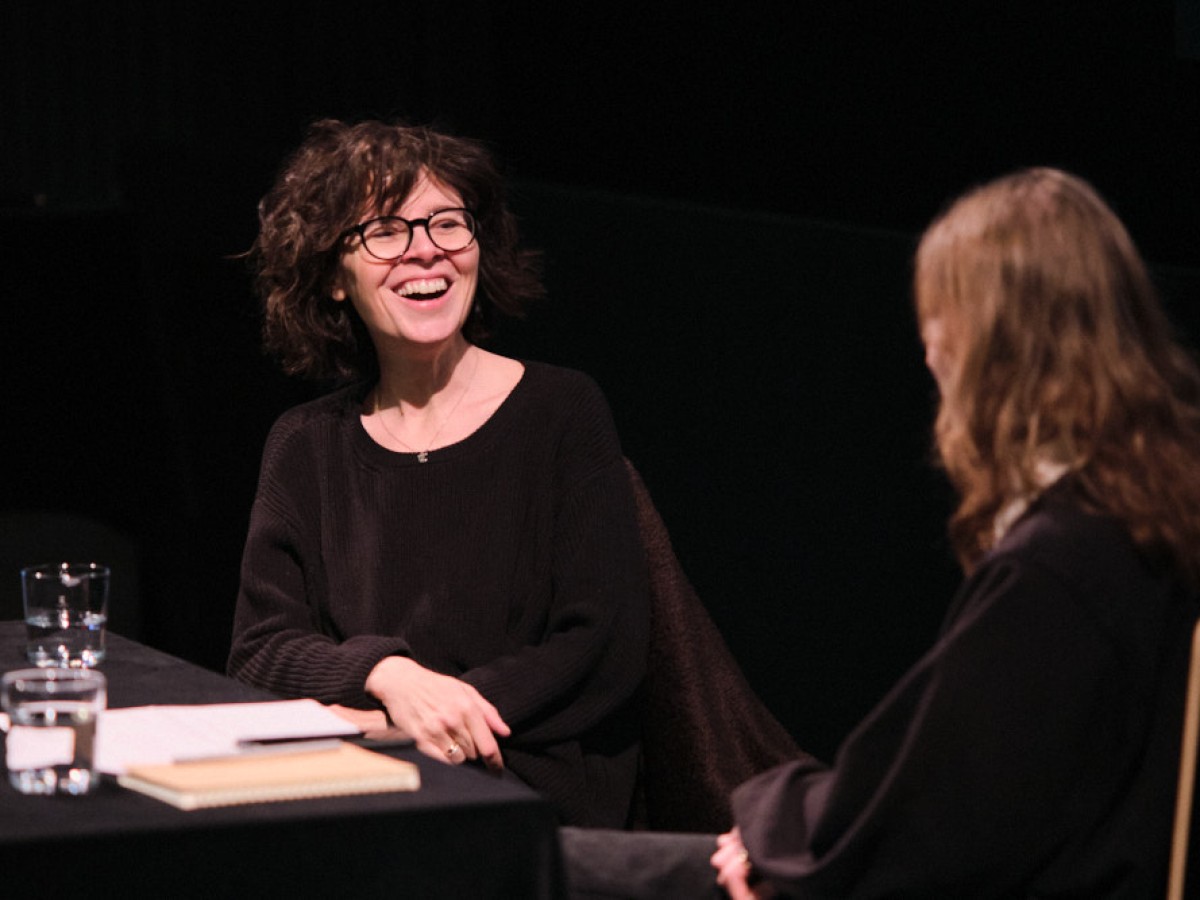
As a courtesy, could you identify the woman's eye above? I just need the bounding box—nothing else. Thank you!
[369,223,406,239]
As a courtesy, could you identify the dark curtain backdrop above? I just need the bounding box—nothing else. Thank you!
[3,1,1198,266]
[3,0,1198,760]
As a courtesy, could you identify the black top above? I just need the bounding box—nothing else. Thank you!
[228,361,649,827]
[732,479,1198,897]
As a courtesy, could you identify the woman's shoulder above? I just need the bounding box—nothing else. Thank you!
[260,385,364,461]
[972,480,1184,638]
[498,359,624,465]
[513,360,612,413]
[271,385,362,429]
[999,481,1135,576]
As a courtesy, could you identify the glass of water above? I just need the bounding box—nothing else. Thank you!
[2,668,107,795]
[20,562,110,668]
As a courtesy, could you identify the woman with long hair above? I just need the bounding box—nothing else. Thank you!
[563,168,1200,897]
[710,167,1200,897]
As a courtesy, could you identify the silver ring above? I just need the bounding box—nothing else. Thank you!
[446,742,461,758]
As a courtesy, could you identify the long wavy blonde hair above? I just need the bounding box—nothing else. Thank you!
[915,167,1200,586]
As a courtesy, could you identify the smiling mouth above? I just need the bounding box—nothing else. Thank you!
[397,277,450,300]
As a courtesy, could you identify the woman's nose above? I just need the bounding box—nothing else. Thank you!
[401,224,444,260]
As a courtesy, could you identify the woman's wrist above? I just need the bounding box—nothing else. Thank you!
[365,654,416,702]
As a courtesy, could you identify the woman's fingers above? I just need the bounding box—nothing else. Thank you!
[711,828,744,867]
[324,703,388,733]
[714,830,737,851]
[441,735,468,764]
[475,694,511,737]
[368,657,509,768]
[412,734,446,760]
[711,829,773,899]
[715,856,756,900]
[462,713,505,771]
[711,828,751,888]
[435,697,505,770]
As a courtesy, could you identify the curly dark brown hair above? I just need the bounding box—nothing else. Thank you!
[249,118,544,382]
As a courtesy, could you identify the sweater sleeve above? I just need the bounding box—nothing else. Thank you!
[731,546,1158,897]
[226,413,411,707]
[459,377,650,744]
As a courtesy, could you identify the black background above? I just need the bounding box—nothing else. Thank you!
[3,0,1198,760]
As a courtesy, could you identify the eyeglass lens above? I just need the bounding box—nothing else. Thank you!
[361,209,475,259]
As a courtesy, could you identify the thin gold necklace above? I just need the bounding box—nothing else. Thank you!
[373,348,480,463]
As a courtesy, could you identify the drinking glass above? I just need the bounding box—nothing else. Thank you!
[21,562,110,667]
[2,667,107,795]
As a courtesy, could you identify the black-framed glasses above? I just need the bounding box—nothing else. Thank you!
[343,208,478,260]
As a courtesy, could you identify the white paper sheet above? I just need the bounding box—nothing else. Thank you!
[94,699,360,774]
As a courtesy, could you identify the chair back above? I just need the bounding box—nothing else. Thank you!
[624,459,815,832]
[1169,617,1200,900]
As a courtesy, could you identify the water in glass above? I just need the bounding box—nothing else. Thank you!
[25,608,107,667]
[6,699,100,795]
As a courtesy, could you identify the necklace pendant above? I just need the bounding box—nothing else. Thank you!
[417,451,429,463]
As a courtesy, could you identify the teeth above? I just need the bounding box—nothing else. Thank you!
[397,277,449,297]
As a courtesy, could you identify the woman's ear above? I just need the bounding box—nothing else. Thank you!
[330,274,347,302]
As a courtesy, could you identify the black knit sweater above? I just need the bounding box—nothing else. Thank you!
[732,479,1197,897]
[228,361,650,827]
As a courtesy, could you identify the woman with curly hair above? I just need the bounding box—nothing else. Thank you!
[227,119,648,828]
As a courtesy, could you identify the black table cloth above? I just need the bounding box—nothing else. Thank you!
[0,623,564,898]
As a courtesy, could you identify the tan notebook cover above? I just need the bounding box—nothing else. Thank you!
[117,742,420,810]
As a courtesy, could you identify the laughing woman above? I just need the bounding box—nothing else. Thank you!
[227,119,649,828]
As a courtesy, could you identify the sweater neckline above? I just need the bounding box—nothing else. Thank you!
[348,360,530,467]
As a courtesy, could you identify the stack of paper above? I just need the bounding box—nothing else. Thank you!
[96,699,361,773]
[92,699,419,810]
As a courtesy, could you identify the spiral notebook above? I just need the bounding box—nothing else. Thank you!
[117,741,420,810]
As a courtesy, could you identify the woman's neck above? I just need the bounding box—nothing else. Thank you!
[377,337,473,411]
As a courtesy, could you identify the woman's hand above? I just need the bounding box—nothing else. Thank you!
[365,656,511,771]
[324,704,410,740]
[712,828,775,900]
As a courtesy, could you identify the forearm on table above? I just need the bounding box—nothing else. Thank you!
[231,630,412,707]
